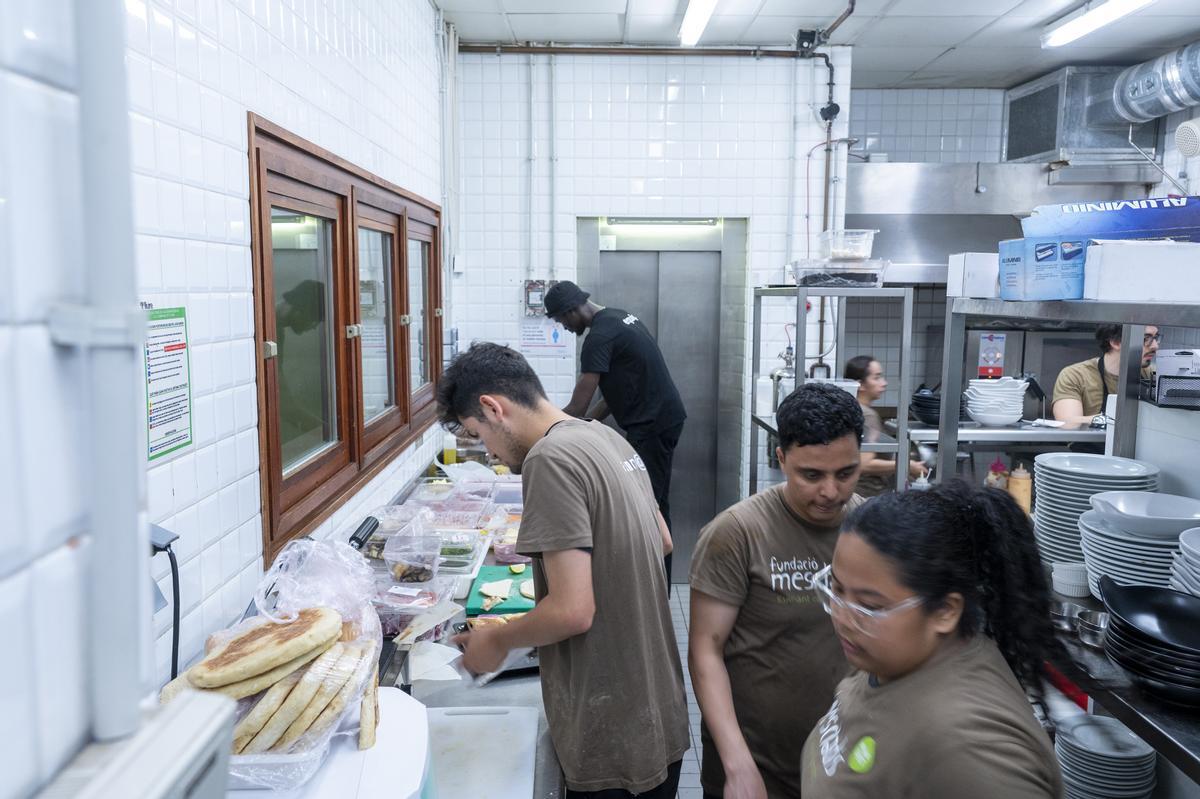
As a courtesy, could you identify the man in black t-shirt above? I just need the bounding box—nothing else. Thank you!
[546,281,687,585]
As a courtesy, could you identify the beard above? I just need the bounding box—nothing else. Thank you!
[496,424,531,474]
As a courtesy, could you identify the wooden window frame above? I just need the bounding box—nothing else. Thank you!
[248,114,443,559]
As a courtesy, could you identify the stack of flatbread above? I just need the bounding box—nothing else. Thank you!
[159,606,381,753]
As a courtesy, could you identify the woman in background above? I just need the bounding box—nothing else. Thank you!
[843,355,924,496]
[801,480,1063,798]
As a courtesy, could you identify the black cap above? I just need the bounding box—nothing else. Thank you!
[544,281,590,317]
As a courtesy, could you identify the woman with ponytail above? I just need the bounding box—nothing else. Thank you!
[800,479,1064,798]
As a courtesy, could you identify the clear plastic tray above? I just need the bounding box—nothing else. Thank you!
[383,533,441,583]
[491,484,524,506]
[455,482,495,501]
[407,478,459,503]
[438,530,483,560]
[369,504,429,534]
[818,229,877,261]
[438,531,494,576]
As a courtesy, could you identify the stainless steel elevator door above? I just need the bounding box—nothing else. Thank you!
[596,250,721,578]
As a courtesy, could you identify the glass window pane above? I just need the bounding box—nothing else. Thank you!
[271,207,338,474]
[358,227,395,423]
[407,239,430,390]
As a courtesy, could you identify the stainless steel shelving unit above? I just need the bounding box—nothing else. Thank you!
[935,298,1200,479]
[750,285,915,494]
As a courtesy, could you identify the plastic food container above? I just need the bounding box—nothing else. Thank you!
[493,540,531,565]
[439,530,480,558]
[383,533,441,583]
[407,478,459,503]
[369,504,429,534]
[427,508,485,530]
[491,484,524,506]
[373,577,453,637]
[819,229,878,261]
[789,258,887,288]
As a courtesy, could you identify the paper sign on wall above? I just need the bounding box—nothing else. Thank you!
[145,307,194,460]
[520,317,570,355]
[978,332,1006,378]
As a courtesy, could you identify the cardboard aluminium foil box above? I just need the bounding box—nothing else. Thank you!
[999,196,1200,301]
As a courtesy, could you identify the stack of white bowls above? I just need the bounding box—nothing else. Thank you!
[1171,528,1200,597]
[1052,562,1090,597]
[1032,453,1160,567]
[964,377,1027,426]
[1077,491,1200,599]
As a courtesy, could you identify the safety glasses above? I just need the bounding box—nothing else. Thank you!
[812,564,924,637]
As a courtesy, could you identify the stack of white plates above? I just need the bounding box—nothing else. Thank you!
[964,377,1027,427]
[1171,527,1200,597]
[1032,453,1160,567]
[1079,511,1179,599]
[1056,715,1155,799]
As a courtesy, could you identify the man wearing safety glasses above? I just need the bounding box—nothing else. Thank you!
[688,383,864,799]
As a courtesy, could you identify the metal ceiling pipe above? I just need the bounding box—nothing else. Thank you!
[822,0,857,43]
[459,43,801,58]
[1113,40,1200,123]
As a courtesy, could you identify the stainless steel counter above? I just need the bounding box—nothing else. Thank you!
[902,421,1107,445]
[413,671,563,799]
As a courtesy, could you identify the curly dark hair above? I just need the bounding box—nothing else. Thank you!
[777,383,864,451]
[776,382,864,452]
[436,342,547,433]
[842,479,1062,706]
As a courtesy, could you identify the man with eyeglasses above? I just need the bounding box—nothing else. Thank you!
[1053,323,1159,427]
[688,383,863,799]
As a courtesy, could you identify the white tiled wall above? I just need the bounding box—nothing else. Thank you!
[124,0,445,688]
[841,286,947,406]
[453,50,852,495]
[0,1,91,794]
[849,88,1004,163]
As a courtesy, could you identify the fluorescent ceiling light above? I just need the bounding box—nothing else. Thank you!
[1041,0,1158,48]
[679,0,719,47]
[606,217,718,226]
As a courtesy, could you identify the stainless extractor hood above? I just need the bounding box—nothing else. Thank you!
[846,162,1150,284]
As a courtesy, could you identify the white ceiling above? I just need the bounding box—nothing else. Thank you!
[437,0,1200,88]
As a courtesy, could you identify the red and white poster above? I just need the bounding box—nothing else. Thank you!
[978,332,1006,378]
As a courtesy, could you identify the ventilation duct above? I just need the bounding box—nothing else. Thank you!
[1113,41,1200,124]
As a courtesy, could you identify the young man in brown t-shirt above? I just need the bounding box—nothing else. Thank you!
[438,342,689,798]
[689,383,864,799]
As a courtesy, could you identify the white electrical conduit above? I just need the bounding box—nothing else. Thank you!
[784,56,800,265]
[70,0,147,740]
[527,54,536,282]
[549,54,557,281]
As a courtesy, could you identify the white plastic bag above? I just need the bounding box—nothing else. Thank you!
[223,539,382,791]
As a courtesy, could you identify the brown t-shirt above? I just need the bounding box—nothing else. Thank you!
[689,485,860,798]
[517,418,689,793]
[1053,359,1154,417]
[1053,358,1116,418]
[856,404,892,498]
[801,636,1063,799]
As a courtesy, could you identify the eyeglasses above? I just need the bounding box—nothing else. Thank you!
[812,565,924,637]
[1144,333,1162,344]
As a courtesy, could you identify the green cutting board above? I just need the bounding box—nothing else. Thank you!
[465,565,536,616]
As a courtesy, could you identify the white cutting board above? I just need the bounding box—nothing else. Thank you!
[426,706,538,799]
